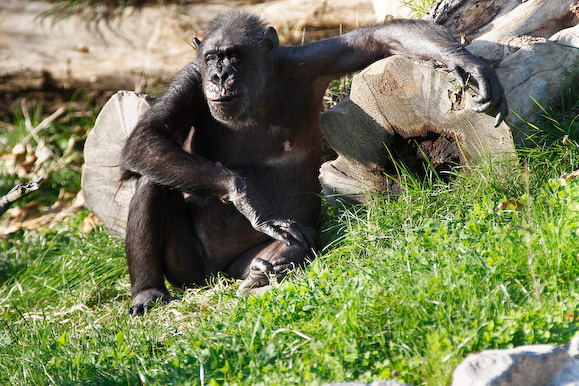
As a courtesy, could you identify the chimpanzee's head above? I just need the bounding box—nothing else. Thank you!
[196,11,279,125]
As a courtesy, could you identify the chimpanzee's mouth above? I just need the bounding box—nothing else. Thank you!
[210,91,240,104]
[212,96,238,104]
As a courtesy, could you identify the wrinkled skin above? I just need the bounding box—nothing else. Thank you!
[120,10,507,315]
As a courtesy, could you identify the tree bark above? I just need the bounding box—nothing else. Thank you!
[428,0,579,53]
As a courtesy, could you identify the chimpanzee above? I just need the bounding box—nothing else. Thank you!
[120,10,507,315]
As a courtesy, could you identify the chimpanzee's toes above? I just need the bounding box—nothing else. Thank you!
[129,287,173,316]
[129,304,146,316]
[238,258,276,293]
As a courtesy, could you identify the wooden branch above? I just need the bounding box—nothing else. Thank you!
[0,177,44,217]
[20,105,66,148]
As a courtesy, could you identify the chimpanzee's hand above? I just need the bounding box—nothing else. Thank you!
[448,49,508,127]
[227,177,316,251]
[251,216,316,250]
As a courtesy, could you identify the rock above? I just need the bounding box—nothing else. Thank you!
[451,337,579,386]
[548,357,579,386]
[324,381,412,386]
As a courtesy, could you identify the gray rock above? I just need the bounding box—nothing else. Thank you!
[548,358,579,386]
[323,381,412,386]
[451,341,573,386]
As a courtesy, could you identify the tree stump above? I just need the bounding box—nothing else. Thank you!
[319,55,516,203]
[82,91,153,238]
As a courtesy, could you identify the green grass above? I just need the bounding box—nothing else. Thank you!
[2,84,579,385]
[403,0,436,18]
[2,138,579,385]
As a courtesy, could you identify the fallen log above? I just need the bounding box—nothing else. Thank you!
[428,0,578,49]
[319,55,516,203]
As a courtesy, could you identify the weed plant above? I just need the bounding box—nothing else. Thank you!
[402,0,436,18]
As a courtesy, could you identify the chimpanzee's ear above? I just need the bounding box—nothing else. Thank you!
[262,27,279,56]
[193,37,202,50]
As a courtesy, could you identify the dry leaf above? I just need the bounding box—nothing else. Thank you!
[495,198,524,212]
[82,212,101,233]
[560,169,579,180]
[8,201,41,221]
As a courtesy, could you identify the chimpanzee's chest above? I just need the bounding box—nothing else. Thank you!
[192,121,303,167]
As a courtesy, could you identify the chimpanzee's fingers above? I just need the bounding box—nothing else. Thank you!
[471,69,491,105]
[302,226,317,251]
[494,100,509,127]
[464,65,508,126]
[471,100,493,113]
[453,67,466,89]
[265,225,293,246]
[283,222,309,249]
[469,78,508,127]
[257,218,316,252]
[289,221,318,251]
[130,304,146,316]
[271,258,292,278]
[251,257,275,274]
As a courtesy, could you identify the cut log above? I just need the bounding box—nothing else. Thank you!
[319,55,516,203]
[499,25,579,143]
[81,91,153,238]
[428,0,579,50]
[426,0,579,143]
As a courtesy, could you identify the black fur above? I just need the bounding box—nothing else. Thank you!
[120,10,507,315]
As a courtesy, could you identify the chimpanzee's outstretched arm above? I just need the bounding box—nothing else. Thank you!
[283,19,507,126]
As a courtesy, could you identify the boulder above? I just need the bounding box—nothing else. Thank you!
[452,336,579,386]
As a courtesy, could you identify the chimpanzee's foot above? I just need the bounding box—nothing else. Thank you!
[238,257,296,294]
[129,287,173,316]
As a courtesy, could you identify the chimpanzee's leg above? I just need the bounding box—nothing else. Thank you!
[125,178,204,315]
[227,225,318,293]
